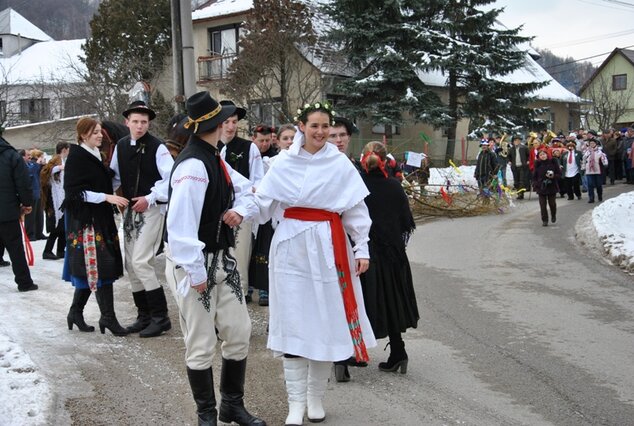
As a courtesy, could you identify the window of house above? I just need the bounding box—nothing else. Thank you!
[372,123,400,135]
[202,26,240,80]
[613,74,627,91]
[20,98,50,122]
[209,26,238,56]
[62,97,93,118]
[248,100,283,128]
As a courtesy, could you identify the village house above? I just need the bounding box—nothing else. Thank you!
[579,47,634,131]
[0,8,90,149]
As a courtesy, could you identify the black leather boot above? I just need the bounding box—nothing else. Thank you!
[95,284,129,336]
[187,367,218,426]
[126,290,151,333]
[139,287,172,338]
[218,358,266,426]
[67,288,95,332]
[378,339,408,374]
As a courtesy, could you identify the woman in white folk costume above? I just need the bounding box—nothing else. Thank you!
[253,102,376,425]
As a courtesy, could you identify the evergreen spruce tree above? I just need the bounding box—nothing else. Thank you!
[325,0,449,129]
[81,0,171,119]
[428,0,547,163]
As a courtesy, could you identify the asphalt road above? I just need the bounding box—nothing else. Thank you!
[3,184,633,426]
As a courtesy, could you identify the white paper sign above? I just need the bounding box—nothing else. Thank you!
[406,151,426,168]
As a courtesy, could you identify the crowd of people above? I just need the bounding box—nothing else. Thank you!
[474,128,633,226]
[5,90,633,423]
[0,92,420,426]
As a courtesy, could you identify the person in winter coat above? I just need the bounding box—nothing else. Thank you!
[507,135,529,199]
[358,141,418,376]
[474,140,498,190]
[0,136,36,291]
[63,117,130,334]
[582,138,608,203]
[562,142,583,200]
[533,149,561,226]
[40,142,70,260]
[600,129,618,185]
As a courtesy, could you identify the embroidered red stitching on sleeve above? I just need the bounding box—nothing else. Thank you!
[173,175,208,184]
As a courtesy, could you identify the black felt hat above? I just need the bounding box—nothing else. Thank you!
[122,100,156,120]
[185,92,236,135]
[220,100,246,120]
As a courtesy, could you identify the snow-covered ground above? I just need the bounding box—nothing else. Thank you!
[0,334,52,425]
[591,191,634,273]
[0,184,632,424]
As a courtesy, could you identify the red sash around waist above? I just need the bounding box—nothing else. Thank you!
[283,207,369,362]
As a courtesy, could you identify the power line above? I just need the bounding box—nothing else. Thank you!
[578,0,634,10]
[545,28,634,49]
[598,0,634,7]
[543,45,634,70]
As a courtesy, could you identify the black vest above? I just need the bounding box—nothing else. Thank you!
[223,136,252,179]
[116,133,163,199]
[167,136,235,252]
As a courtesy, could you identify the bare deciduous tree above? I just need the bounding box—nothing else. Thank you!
[584,71,634,130]
[225,0,323,125]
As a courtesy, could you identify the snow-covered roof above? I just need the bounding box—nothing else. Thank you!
[416,52,582,104]
[0,39,86,85]
[0,8,52,41]
[192,0,253,20]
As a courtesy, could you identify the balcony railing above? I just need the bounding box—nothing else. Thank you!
[197,54,237,81]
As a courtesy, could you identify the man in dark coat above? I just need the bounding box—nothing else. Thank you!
[507,135,529,199]
[474,140,498,190]
[0,136,37,291]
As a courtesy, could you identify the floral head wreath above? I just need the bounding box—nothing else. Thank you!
[293,101,336,125]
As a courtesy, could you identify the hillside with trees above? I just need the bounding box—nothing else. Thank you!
[535,48,596,95]
[0,0,99,40]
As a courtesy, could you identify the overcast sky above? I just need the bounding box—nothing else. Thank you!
[492,0,634,65]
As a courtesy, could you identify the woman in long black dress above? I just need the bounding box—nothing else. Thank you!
[63,117,129,335]
[359,141,419,373]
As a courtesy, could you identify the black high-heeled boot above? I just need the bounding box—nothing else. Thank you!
[95,284,129,336]
[67,288,95,332]
[378,339,408,374]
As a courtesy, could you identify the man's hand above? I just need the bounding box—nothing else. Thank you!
[223,210,243,228]
[20,206,32,215]
[192,280,207,294]
[131,196,149,213]
[355,258,369,276]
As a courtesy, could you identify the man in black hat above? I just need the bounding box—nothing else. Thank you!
[0,135,37,291]
[219,100,263,304]
[110,100,175,337]
[165,91,265,426]
[507,135,529,199]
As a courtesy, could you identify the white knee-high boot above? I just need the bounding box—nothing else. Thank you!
[284,357,309,426]
[307,360,331,423]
